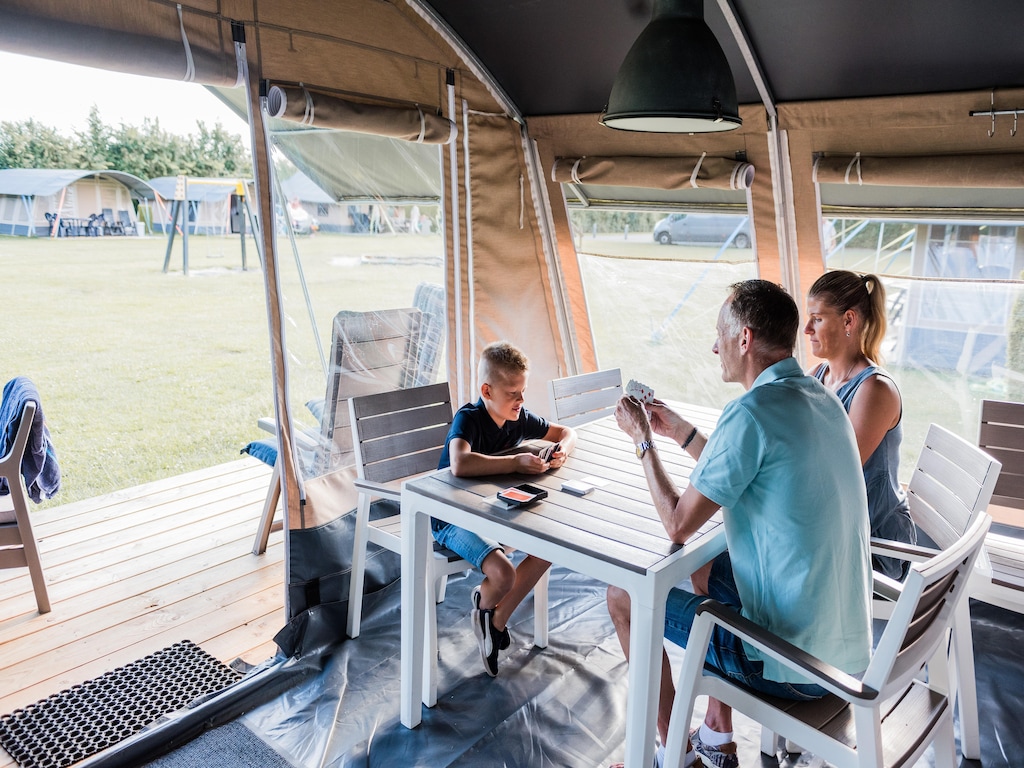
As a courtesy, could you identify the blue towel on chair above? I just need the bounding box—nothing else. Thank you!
[0,376,61,503]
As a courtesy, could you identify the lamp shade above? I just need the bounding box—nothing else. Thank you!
[601,0,741,133]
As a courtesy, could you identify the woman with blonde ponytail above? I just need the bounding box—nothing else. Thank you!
[805,270,915,579]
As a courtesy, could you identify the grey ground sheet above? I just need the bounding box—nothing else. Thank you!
[223,559,1023,768]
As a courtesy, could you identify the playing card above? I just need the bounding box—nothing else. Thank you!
[626,378,655,404]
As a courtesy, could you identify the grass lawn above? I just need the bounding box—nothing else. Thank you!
[1,231,442,506]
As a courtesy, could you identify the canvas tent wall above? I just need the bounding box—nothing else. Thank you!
[0,168,150,237]
[144,176,252,236]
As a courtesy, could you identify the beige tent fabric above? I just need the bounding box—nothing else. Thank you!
[450,111,565,415]
[551,154,755,191]
[266,84,457,144]
[0,3,241,86]
[813,152,1024,188]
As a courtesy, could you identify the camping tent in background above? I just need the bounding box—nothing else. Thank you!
[278,171,348,233]
[143,176,253,236]
[0,168,150,237]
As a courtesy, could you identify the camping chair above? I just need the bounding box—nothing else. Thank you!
[666,512,991,768]
[547,368,623,427]
[972,399,1024,613]
[347,381,550,705]
[102,208,124,235]
[251,306,428,554]
[347,382,466,641]
[347,383,468,705]
[0,401,51,614]
[866,423,1002,761]
[118,209,137,235]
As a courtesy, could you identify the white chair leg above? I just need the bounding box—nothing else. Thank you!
[950,599,981,760]
[760,726,781,757]
[346,496,373,639]
[532,567,549,648]
[933,708,958,768]
[435,570,449,603]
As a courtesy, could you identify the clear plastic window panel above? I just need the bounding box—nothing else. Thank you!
[823,217,1024,479]
[267,125,446,482]
[569,208,757,408]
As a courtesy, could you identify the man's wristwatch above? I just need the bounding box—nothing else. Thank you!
[635,440,654,459]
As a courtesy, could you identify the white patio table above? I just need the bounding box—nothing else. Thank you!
[399,403,725,768]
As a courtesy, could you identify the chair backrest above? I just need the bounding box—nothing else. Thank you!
[0,399,52,613]
[314,307,425,474]
[548,368,623,427]
[349,382,453,484]
[0,401,36,511]
[411,282,445,387]
[979,399,1024,510]
[906,423,1002,550]
[866,513,991,696]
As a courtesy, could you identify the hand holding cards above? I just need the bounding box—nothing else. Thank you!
[626,378,655,404]
[539,442,561,462]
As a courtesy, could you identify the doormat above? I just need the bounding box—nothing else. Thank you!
[0,640,244,768]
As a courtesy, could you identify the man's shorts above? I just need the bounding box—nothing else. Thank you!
[664,551,828,701]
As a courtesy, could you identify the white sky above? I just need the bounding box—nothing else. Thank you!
[0,51,248,145]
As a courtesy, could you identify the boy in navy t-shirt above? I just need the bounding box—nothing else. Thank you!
[434,341,576,676]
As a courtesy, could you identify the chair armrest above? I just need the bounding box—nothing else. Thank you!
[870,536,939,563]
[872,571,904,602]
[694,600,878,701]
[258,416,321,454]
[354,477,401,500]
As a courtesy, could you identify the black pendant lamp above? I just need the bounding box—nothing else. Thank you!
[601,0,741,133]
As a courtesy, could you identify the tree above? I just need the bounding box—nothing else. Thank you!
[188,121,249,177]
[0,119,81,169]
[75,106,111,170]
[0,107,250,181]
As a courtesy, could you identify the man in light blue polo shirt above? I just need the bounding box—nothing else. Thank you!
[608,280,871,768]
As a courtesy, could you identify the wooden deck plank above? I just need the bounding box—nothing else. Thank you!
[0,458,286,768]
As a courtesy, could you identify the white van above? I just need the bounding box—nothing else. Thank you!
[653,213,751,248]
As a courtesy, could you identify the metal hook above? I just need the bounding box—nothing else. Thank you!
[988,90,996,138]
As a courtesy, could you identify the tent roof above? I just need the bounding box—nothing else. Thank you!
[147,176,248,203]
[0,168,155,198]
[426,0,1024,117]
[279,171,334,205]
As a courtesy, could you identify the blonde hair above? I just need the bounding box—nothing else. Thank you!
[478,341,529,386]
[809,270,888,363]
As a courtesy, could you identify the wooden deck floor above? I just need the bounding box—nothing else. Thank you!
[0,457,284,768]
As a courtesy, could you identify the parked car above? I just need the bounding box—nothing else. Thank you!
[653,213,751,248]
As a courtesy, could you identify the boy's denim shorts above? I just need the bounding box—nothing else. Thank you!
[431,519,502,570]
[664,551,828,701]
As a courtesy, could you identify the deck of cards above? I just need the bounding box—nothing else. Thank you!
[626,378,655,404]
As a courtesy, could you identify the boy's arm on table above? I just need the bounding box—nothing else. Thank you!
[448,437,550,476]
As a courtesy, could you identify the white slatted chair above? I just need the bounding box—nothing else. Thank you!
[0,401,51,614]
[348,382,551,705]
[667,513,992,768]
[548,368,623,427]
[974,399,1024,612]
[347,382,469,642]
[867,423,1001,761]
